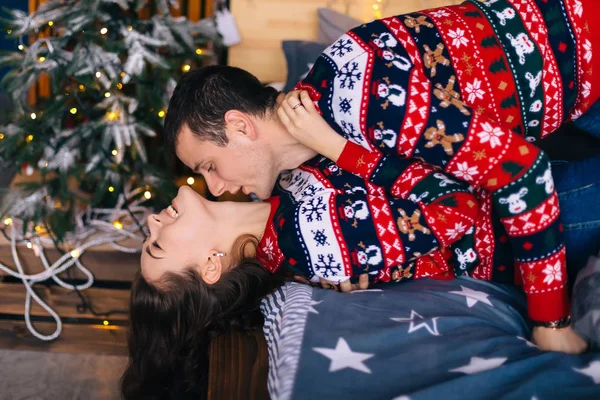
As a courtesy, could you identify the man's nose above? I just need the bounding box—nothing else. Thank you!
[204,174,226,197]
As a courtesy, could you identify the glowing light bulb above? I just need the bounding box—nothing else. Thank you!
[30,113,37,120]
[196,48,203,55]
[116,83,123,89]
[79,84,85,91]
[111,149,118,156]
[108,186,115,192]
[48,21,54,26]
[26,242,33,249]
[104,92,111,98]
[187,177,195,185]
[157,110,165,118]
[70,107,77,114]
[95,71,102,78]
[18,44,24,50]
[113,221,123,230]
[100,27,108,35]
[0,133,4,140]
[144,191,152,200]
[3,217,12,225]
[182,64,191,72]
[103,320,110,326]
[26,134,34,143]
[70,249,81,259]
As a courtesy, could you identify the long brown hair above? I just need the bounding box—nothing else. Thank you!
[121,235,283,399]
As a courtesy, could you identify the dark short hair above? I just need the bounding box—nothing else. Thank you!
[164,65,280,154]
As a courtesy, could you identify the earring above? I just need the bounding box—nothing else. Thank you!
[213,252,226,257]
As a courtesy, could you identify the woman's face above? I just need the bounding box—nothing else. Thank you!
[140,185,225,284]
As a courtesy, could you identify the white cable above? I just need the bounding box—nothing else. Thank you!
[0,203,152,341]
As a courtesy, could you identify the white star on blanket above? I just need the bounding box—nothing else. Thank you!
[449,285,494,308]
[391,310,440,336]
[450,357,507,374]
[313,337,374,374]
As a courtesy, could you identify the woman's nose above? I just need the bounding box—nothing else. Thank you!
[146,214,160,236]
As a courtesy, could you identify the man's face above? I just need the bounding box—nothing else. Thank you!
[175,121,279,200]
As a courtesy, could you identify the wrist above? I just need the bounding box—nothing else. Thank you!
[532,315,571,330]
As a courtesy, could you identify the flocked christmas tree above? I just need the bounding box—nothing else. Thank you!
[0,0,217,240]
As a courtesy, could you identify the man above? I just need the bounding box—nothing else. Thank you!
[165,0,600,353]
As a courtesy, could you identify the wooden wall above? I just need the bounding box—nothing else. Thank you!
[228,0,462,83]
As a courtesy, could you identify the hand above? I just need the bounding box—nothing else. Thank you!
[277,90,347,162]
[319,274,370,293]
[532,326,588,354]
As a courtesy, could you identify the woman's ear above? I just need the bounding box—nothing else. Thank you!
[200,255,224,285]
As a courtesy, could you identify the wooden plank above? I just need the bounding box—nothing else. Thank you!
[188,0,201,21]
[0,242,139,282]
[170,0,183,17]
[27,0,38,105]
[0,282,130,321]
[0,319,128,356]
[228,0,463,83]
[208,330,269,400]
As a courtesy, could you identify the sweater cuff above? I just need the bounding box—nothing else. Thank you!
[526,285,570,323]
[336,140,382,180]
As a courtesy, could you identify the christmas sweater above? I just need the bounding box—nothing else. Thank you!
[257,155,480,284]
[281,0,600,322]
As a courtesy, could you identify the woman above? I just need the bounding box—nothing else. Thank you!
[122,95,588,399]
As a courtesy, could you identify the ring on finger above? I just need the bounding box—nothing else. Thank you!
[292,103,303,110]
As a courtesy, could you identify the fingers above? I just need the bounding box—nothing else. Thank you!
[339,279,352,293]
[320,278,339,291]
[300,90,316,113]
[358,273,369,290]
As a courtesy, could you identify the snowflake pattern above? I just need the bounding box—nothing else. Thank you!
[338,62,363,90]
[312,229,330,247]
[477,122,505,148]
[453,162,479,181]
[574,0,583,17]
[464,79,485,103]
[339,97,353,114]
[301,197,327,222]
[448,28,469,48]
[430,9,450,18]
[302,184,320,198]
[329,38,354,58]
[542,261,562,285]
[582,81,591,98]
[583,39,592,63]
[314,253,342,278]
[446,222,468,240]
[341,120,363,142]
[263,238,275,261]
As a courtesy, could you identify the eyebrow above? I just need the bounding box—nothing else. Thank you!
[146,245,163,260]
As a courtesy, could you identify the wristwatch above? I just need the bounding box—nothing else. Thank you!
[532,315,572,330]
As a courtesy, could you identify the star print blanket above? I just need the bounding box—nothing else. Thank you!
[260,278,600,400]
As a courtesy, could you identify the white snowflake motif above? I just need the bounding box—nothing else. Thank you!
[574,0,583,17]
[583,39,592,63]
[542,261,562,285]
[477,122,505,148]
[446,222,468,240]
[571,108,583,120]
[430,9,450,18]
[263,238,275,261]
[582,81,592,98]
[448,28,469,48]
[453,162,479,181]
[464,79,485,103]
